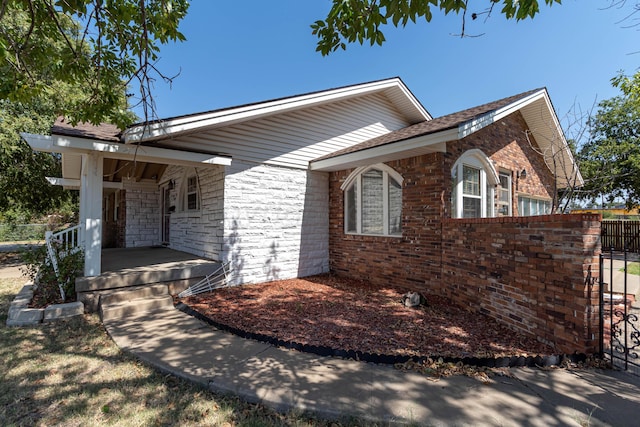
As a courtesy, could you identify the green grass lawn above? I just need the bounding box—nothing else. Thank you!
[621,262,640,276]
[0,276,384,427]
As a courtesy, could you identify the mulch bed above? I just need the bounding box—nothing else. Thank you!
[178,274,561,365]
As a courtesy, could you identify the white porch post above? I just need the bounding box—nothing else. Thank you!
[80,153,103,276]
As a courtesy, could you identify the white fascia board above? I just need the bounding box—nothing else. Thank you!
[310,128,455,171]
[46,177,124,190]
[124,78,431,143]
[46,177,80,188]
[458,89,547,139]
[22,133,232,167]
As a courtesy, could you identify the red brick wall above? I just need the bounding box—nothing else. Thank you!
[116,189,126,248]
[328,112,601,354]
[445,112,556,215]
[441,214,601,354]
[329,152,445,288]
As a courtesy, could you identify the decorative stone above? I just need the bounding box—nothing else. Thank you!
[43,302,84,322]
[401,291,425,308]
[6,308,44,326]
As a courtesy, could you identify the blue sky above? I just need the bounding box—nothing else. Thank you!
[140,1,638,133]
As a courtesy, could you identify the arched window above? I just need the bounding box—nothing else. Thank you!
[451,150,499,218]
[341,164,403,236]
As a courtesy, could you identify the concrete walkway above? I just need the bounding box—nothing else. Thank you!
[104,308,640,427]
[601,257,640,300]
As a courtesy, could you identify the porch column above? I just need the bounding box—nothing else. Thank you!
[80,153,103,276]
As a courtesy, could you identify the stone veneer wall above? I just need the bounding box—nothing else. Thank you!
[441,214,601,354]
[123,183,160,247]
[222,160,329,285]
[160,165,225,260]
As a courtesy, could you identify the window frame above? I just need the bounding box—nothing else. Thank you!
[186,176,199,210]
[341,164,403,237]
[179,169,201,212]
[518,195,552,216]
[451,149,499,219]
[497,171,513,216]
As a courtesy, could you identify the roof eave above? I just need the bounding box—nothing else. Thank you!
[21,132,232,168]
[457,89,584,188]
[309,129,455,172]
[124,78,432,144]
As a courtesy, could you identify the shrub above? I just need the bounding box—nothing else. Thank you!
[20,242,84,307]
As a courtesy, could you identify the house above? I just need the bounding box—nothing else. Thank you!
[23,78,602,353]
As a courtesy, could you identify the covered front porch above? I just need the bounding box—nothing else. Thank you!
[75,247,221,313]
[21,125,232,278]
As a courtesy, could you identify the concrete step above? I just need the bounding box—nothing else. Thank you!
[100,295,175,322]
[76,260,221,293]
[98,284,169,308]
[80,277,203,313]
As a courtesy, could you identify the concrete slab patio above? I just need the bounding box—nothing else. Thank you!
[104,307,640,427]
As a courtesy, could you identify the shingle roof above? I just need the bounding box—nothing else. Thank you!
[313,88,543,162]
[51,117,122,142]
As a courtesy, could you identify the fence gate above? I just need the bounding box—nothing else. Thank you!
[599,247,640,374]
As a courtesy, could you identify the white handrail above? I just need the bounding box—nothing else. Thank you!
[44,224,83,300]
[51,224,82,255]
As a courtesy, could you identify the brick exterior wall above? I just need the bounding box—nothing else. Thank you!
[116,189,126,248]
[329,112,601,354]
[442,215,601,354]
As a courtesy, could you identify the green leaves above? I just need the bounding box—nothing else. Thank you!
[578,72,640,207]
[312,0,562,55]
[0,0,189,127]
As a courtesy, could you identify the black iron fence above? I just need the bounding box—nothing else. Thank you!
[599,247,640,374]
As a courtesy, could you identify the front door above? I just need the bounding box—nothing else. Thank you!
[161,186,171,245]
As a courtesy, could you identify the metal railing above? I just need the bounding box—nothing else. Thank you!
[44,225,82,300]
[599,247,640,374]
[178,262,231,298]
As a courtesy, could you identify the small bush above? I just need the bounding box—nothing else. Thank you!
[20,242,84,307]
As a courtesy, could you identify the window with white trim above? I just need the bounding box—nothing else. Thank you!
[497,171,512,216]
[451,150,498,218]
[518,196,551,216]
[186,176,198,210]
[343,164,402,236]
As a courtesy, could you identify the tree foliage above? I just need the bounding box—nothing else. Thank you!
[0,4,141,219]
[0,0,188,128]
[0,98,70,217]
[311,0,562,55]
[578,71,640,207]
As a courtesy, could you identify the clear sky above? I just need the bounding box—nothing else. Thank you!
[138,1,638,133]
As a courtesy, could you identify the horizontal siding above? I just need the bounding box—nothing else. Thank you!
[167,93,410,169]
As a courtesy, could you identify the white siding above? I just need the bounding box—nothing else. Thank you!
[222,160,329,285]
[167,93,409,169]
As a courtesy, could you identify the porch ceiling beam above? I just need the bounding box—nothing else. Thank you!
[22,133,232,167]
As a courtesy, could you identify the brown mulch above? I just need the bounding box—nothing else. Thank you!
[179,274,555,359]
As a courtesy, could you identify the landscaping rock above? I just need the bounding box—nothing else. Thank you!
[401,291,425,308]
[6,281,84,326]
[44,301,84,322]
[7,307,44,326]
